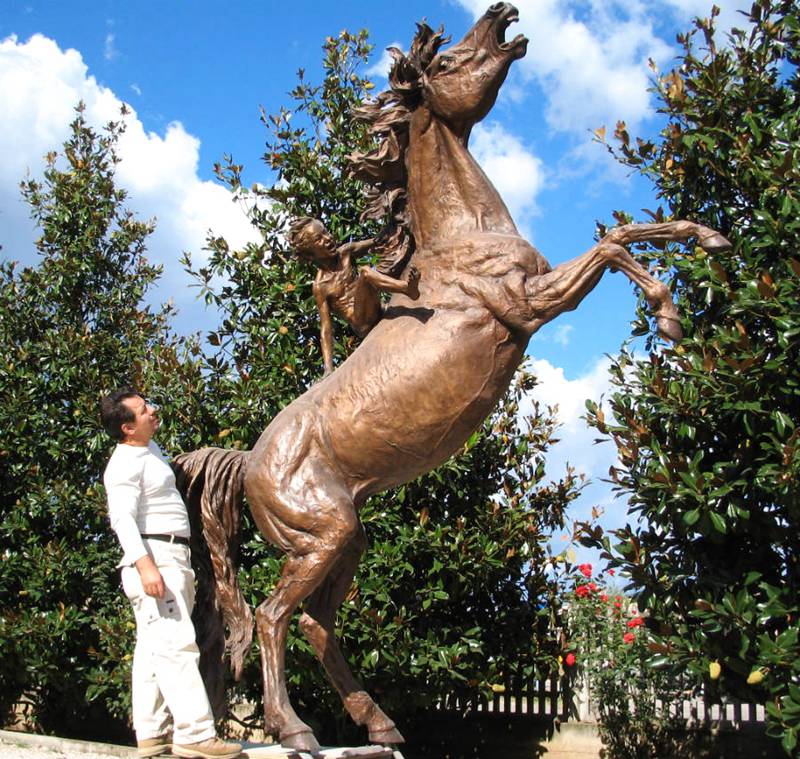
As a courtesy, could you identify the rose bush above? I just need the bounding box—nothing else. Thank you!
[565,564,706,758]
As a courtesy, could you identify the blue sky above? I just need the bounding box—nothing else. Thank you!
[0,0,750,561]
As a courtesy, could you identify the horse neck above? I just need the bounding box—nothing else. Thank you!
[405,107,518,248]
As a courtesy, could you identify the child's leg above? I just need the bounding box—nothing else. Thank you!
[350,273,385,336]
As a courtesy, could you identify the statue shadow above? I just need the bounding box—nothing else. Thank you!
[383,305,435,324]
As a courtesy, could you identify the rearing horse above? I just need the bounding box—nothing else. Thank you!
[175,3,730,753]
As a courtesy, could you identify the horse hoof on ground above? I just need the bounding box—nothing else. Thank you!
[281,729,321,754]
[368,725,406,746]
[657,315,683,342]
[699,232,732,253]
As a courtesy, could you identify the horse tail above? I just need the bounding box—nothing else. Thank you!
[172,447,252,717]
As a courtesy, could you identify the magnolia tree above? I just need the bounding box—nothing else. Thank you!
[0,106,207,736]
[583,2,800,753]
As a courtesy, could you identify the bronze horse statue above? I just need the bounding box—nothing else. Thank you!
[174,3,731,752]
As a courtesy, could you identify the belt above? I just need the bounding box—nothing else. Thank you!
[141,533,190,546]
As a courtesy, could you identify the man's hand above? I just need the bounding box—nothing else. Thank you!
[134,554,165,598]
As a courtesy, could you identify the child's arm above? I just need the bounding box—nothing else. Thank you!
[313,283,336,376]
[339,238,375,257]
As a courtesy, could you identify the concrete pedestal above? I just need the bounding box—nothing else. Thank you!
[243,743,401,759]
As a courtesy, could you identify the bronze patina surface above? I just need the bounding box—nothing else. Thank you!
[174,4,731,753]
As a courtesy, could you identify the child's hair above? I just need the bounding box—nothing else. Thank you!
[287,217,327,256]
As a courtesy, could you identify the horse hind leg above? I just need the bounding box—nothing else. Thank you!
[251,493,363,753]
[298,525,404,746]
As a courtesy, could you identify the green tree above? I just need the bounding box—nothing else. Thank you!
[0,104,204,737]
[584,2,800,753]
[186,31,581,743]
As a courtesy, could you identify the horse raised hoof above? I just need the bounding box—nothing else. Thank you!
[280,728,321,755]
[368,725,406,746]
[698,232,732,254]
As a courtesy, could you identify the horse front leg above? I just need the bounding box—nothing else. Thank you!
[595,221,732,339]
[298,526,404,746]
[604,220,731,253]
[459,221,730,341]
[518,240,686,340]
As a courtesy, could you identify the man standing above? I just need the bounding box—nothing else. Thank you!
[100,388,242,759]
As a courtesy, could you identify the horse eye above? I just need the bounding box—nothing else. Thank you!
[438,56,454,70]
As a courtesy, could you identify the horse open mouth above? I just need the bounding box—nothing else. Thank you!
[494,5,528,55]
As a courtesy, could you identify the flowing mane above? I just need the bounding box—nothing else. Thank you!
[348,22,449,274]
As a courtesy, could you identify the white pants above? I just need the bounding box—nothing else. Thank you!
[121,540,216,745]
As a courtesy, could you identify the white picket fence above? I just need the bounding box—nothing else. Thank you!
[439,677,767,730]
[571,676,768,728]
[437,677,570,719]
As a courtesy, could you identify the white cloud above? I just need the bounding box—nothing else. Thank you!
[0,33,258,331]
[455,0,750,136]
[469,121,545,229]
[521,353,661,567]
[530,322,576,348]
[520,355,628,562]
[523,356,615,481]
[365,42,402,80]
[103,32,116,61]
[552,324,574,347]
[130,83,141,96]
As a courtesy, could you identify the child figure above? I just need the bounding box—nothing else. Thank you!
[288,217,420,376]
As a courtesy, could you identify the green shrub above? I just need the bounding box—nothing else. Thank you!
[583,2,800,753]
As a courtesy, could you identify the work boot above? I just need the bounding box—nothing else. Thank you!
[172,736,243,759]
[137,733,172,757]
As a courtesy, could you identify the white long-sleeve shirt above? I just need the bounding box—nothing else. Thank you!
[103,440,191,566]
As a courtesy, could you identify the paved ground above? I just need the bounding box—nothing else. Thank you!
[0,739,128,759]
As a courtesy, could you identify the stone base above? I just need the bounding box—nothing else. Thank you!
[243,745,401,759]
[0,729,136,757]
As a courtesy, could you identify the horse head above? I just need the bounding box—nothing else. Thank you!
[351,4,529,259]
[420,3,527,139]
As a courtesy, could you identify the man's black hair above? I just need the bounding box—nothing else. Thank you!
[100,387,142,442]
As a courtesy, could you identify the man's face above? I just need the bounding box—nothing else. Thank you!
[120,395,159,446]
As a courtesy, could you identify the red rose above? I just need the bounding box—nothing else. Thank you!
[627,617,644,628]
[600,594,609,602]
[575,585,590,598]
[565,652,576,666]
[579,563,593,578]
[623,632,635,644]
[607,569,615,576]
[587,582,597,592]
